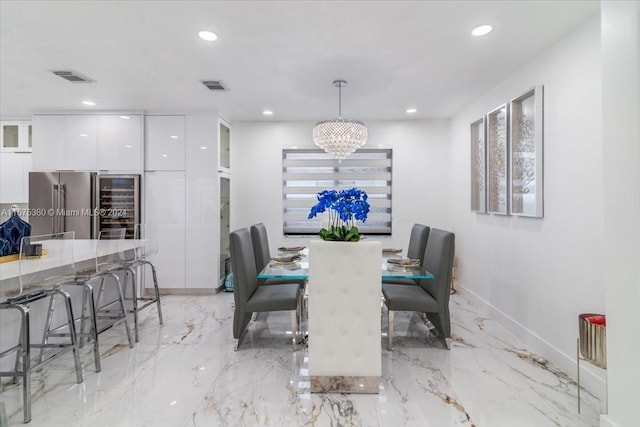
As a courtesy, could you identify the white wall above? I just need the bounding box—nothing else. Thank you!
[231,120,451,250]
[600,2,640,427]
[230,13,613,408]
[450,17,607,399]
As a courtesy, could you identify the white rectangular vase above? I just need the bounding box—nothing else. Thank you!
[307,239,382,393]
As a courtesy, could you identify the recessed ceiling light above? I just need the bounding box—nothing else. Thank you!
[79,133,89,137]
[472,25,492,37]
[162,154,168,157]
[263,110,273,116]
[200,146,207,150]
[125,145,133,148]
[170,135,179,139]
[406,108,417,114]
[82,100,95,106]
[198,30,218,41]
[120,115,130,120]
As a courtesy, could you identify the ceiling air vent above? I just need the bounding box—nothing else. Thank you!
[51,70,95,83]
[201,80,227,91]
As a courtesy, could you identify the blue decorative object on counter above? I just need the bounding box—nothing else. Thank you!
[0,238,10,257]
[0,208,32,255]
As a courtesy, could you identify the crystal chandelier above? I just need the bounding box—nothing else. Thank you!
[313,80,368,161]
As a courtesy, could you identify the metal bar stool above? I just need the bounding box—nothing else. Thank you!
[91,230,134,347]
[0,302,30,423]
[111,224,163,342]
[0,232,84,423]
[41,229,134,373]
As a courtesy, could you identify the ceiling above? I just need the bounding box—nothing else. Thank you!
[0,1,599,122]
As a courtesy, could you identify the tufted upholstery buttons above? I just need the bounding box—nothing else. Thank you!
[308,240,382,378]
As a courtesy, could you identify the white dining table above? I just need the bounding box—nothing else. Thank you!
[0,239,146,298]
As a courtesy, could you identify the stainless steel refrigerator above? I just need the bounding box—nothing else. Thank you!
[29,171,96,238]
[28,172,141,239]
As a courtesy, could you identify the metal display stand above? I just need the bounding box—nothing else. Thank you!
[577,313,606,413]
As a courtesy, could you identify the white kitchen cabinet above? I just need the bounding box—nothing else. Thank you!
[98,114,142,171]
[144,171,186,289]
[144,114,230,291]
[0,152,32,203]
[145,114,230,291]
[32,114,97,170]
[33,113,142,172]
[146,116,185,171]
[65,115,98,170]
[1,121,32,152]
[185,115,218,289]
[32,115,66,170]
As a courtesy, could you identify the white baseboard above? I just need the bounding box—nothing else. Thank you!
[147,288,217,295]
[599,415,618,427]
[459,285,607,403]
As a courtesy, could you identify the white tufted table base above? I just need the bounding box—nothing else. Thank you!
[307,240,382,394]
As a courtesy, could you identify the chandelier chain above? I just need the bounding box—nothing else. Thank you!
[338,82,342,118]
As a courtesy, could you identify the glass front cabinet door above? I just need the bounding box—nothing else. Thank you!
[219,174,231,289]
[218,116,231,289]
[1,121,32,152]
[218,119,231,173]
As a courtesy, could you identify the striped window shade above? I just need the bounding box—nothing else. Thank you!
[283,148,392,235]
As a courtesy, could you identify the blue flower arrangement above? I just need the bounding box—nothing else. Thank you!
[308,188,370,241]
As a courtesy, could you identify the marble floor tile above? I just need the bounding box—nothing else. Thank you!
[1,291,602,426]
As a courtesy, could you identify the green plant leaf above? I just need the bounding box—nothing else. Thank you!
[318,228,331,240]
[317,225,362,241]
[345,228,359,242]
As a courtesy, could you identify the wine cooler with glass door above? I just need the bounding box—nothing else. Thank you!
[94,175,140,239]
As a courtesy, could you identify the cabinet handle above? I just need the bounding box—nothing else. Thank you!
[60,184,67,232]
[52,184,59,233]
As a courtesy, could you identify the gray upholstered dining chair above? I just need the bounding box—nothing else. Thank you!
[383,228,455,350]
[230,228,302,351]
[383,223,430,286]
[250,223,306,287]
